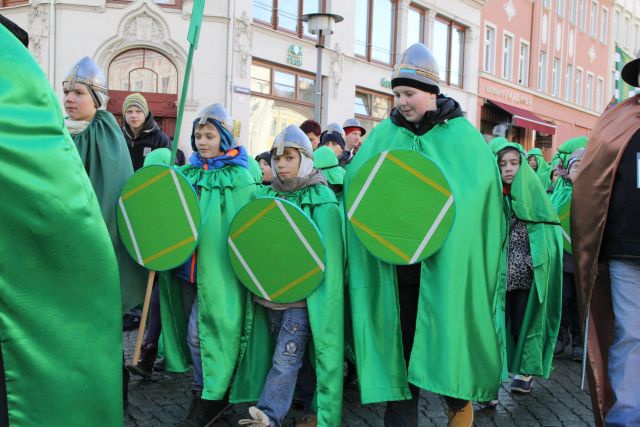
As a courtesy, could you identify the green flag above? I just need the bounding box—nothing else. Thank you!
[187,0,205,48]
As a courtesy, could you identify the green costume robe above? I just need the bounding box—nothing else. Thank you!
[70,109,146,312]
[159,164,255,399]
[0,27,122,426]
[345,116,505,403]
[551,136,588,169]
[494,142,563,377]
[231,184,344,427]
[527,147,552,190]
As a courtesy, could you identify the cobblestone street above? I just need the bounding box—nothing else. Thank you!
[124,331,595,426]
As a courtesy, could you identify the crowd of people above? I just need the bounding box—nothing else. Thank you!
[1,15,639,427]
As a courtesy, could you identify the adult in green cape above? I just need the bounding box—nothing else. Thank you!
[527,147,552,190]
[344,43,504,426]
[493,141,563,395]
[62,56,146,312]
[153,104,256,426]
[0,24,122,426]
[232,125,344,427]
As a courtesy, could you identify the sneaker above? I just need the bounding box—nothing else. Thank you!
[572,346,584,362]
[239,406,271,426]
[295,414,317,427]
[447,401,474,427]
[511,376,533,394]
[477,399,499,409]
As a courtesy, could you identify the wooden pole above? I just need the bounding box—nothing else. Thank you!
[132,270,157,365]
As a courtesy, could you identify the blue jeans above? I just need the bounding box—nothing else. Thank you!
[605,259,640,427]
[181,283,203,391]
[257,308,311,427]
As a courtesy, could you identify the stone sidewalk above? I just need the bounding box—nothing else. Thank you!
[124,331,595,426]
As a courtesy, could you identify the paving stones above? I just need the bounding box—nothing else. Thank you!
[123,331,594,426]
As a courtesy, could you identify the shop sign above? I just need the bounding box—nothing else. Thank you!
[380,77,392,89]
[287,44,303,67]
[485,84,533,106]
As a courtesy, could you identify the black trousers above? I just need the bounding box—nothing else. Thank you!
[384,265,468,427]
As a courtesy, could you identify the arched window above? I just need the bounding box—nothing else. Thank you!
[108,48,178,94]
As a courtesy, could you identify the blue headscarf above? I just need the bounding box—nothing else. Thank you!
[190,117,235,152]
[189,145,249,170]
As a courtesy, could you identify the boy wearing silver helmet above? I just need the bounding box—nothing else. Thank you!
[344,43,505,426]
[237,125,344,427]
[62,57,146,314]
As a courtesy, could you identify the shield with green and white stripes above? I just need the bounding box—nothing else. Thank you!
[227,197,326,303]
[345,149,455,265]
[116,165,201,271]
[558,199,572,254]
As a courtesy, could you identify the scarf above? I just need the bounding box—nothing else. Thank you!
[189,145,248,170]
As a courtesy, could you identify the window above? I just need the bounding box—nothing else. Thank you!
[556,0,565,17]
[543,0,551,9]
[624,16,631,48]
[614,10,621,42]
[433,17,465,87]
[518,41,530,85]
[600,8,608,44]
[407,5,426,46]
[552,58,561,96]
[636,24,640,52]
[579,0,587,32]
[538,51,548,92]
[565,63,574,101]
[355,0,396,64]
[253,0,321,38]
[569,0,577,23]
[108,49,178,93]
[106,0,183,7]
[589,1,598,38]
[355,88,393,134]
[596,77,604,112]
[484,25,496,73]
[586,73,594,109]
[575,68,583,106]
[249,61,316,154]
[502,34,514,80]
[0,0,28,5]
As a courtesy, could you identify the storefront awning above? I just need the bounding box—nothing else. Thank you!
[487,99,556,135]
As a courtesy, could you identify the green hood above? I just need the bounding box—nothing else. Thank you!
[551,135,588,168]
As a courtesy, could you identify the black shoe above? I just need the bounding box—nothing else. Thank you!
[153,357,166,372]
[197,399,230,426]
[572,346,583,362]
[511,377,533,394]
[179,391,202,426]
[554,328,570,355]
[477,400,498,409]
[126,343,158,379]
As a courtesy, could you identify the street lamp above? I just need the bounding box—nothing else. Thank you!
[301,13,343,124]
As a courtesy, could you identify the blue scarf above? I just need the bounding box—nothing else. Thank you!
[189,145,249,170]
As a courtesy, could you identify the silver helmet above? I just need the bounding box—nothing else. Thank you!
[391,43,440,94]
[195,103,234,134]
[342,118,366,136]
[62,57,108,108]
[272,124,313,159]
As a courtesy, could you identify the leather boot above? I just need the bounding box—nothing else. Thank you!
[447,401,474,427]
[126,343,158,379]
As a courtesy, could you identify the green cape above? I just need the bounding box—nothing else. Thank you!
[551,136,588,168]
[0,27,122,426]
[159,164,256,399]
[230,185,344,427]
[345,117,505,402]
[527,147,552,190]
[494,142,563,377]
[71,109,146,312]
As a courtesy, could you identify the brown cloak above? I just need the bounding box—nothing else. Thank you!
[572,95,640,426]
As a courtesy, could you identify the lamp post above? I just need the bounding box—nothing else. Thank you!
[301,13,343,124]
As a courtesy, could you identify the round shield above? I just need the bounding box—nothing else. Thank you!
[558,199,572,254]
[116,165,201,271]
[345,149,455,265]
[228,197,326,303]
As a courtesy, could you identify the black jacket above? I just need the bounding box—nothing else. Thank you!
[390,94,464,136]
[601,129,640,259]
[122,113,172,171]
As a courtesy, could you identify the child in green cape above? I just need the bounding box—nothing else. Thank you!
[494,141,563,397]
[237,125,344,427]
[153,104,255,427]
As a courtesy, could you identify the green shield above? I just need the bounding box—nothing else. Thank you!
[116,165,201,271]
[228,197,326,303]
[345,149,455,265]
[558,199,572,254]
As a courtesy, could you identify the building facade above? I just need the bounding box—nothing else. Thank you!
[478,0,613,157]
[611,0,640,101]
[2,0,486,157]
